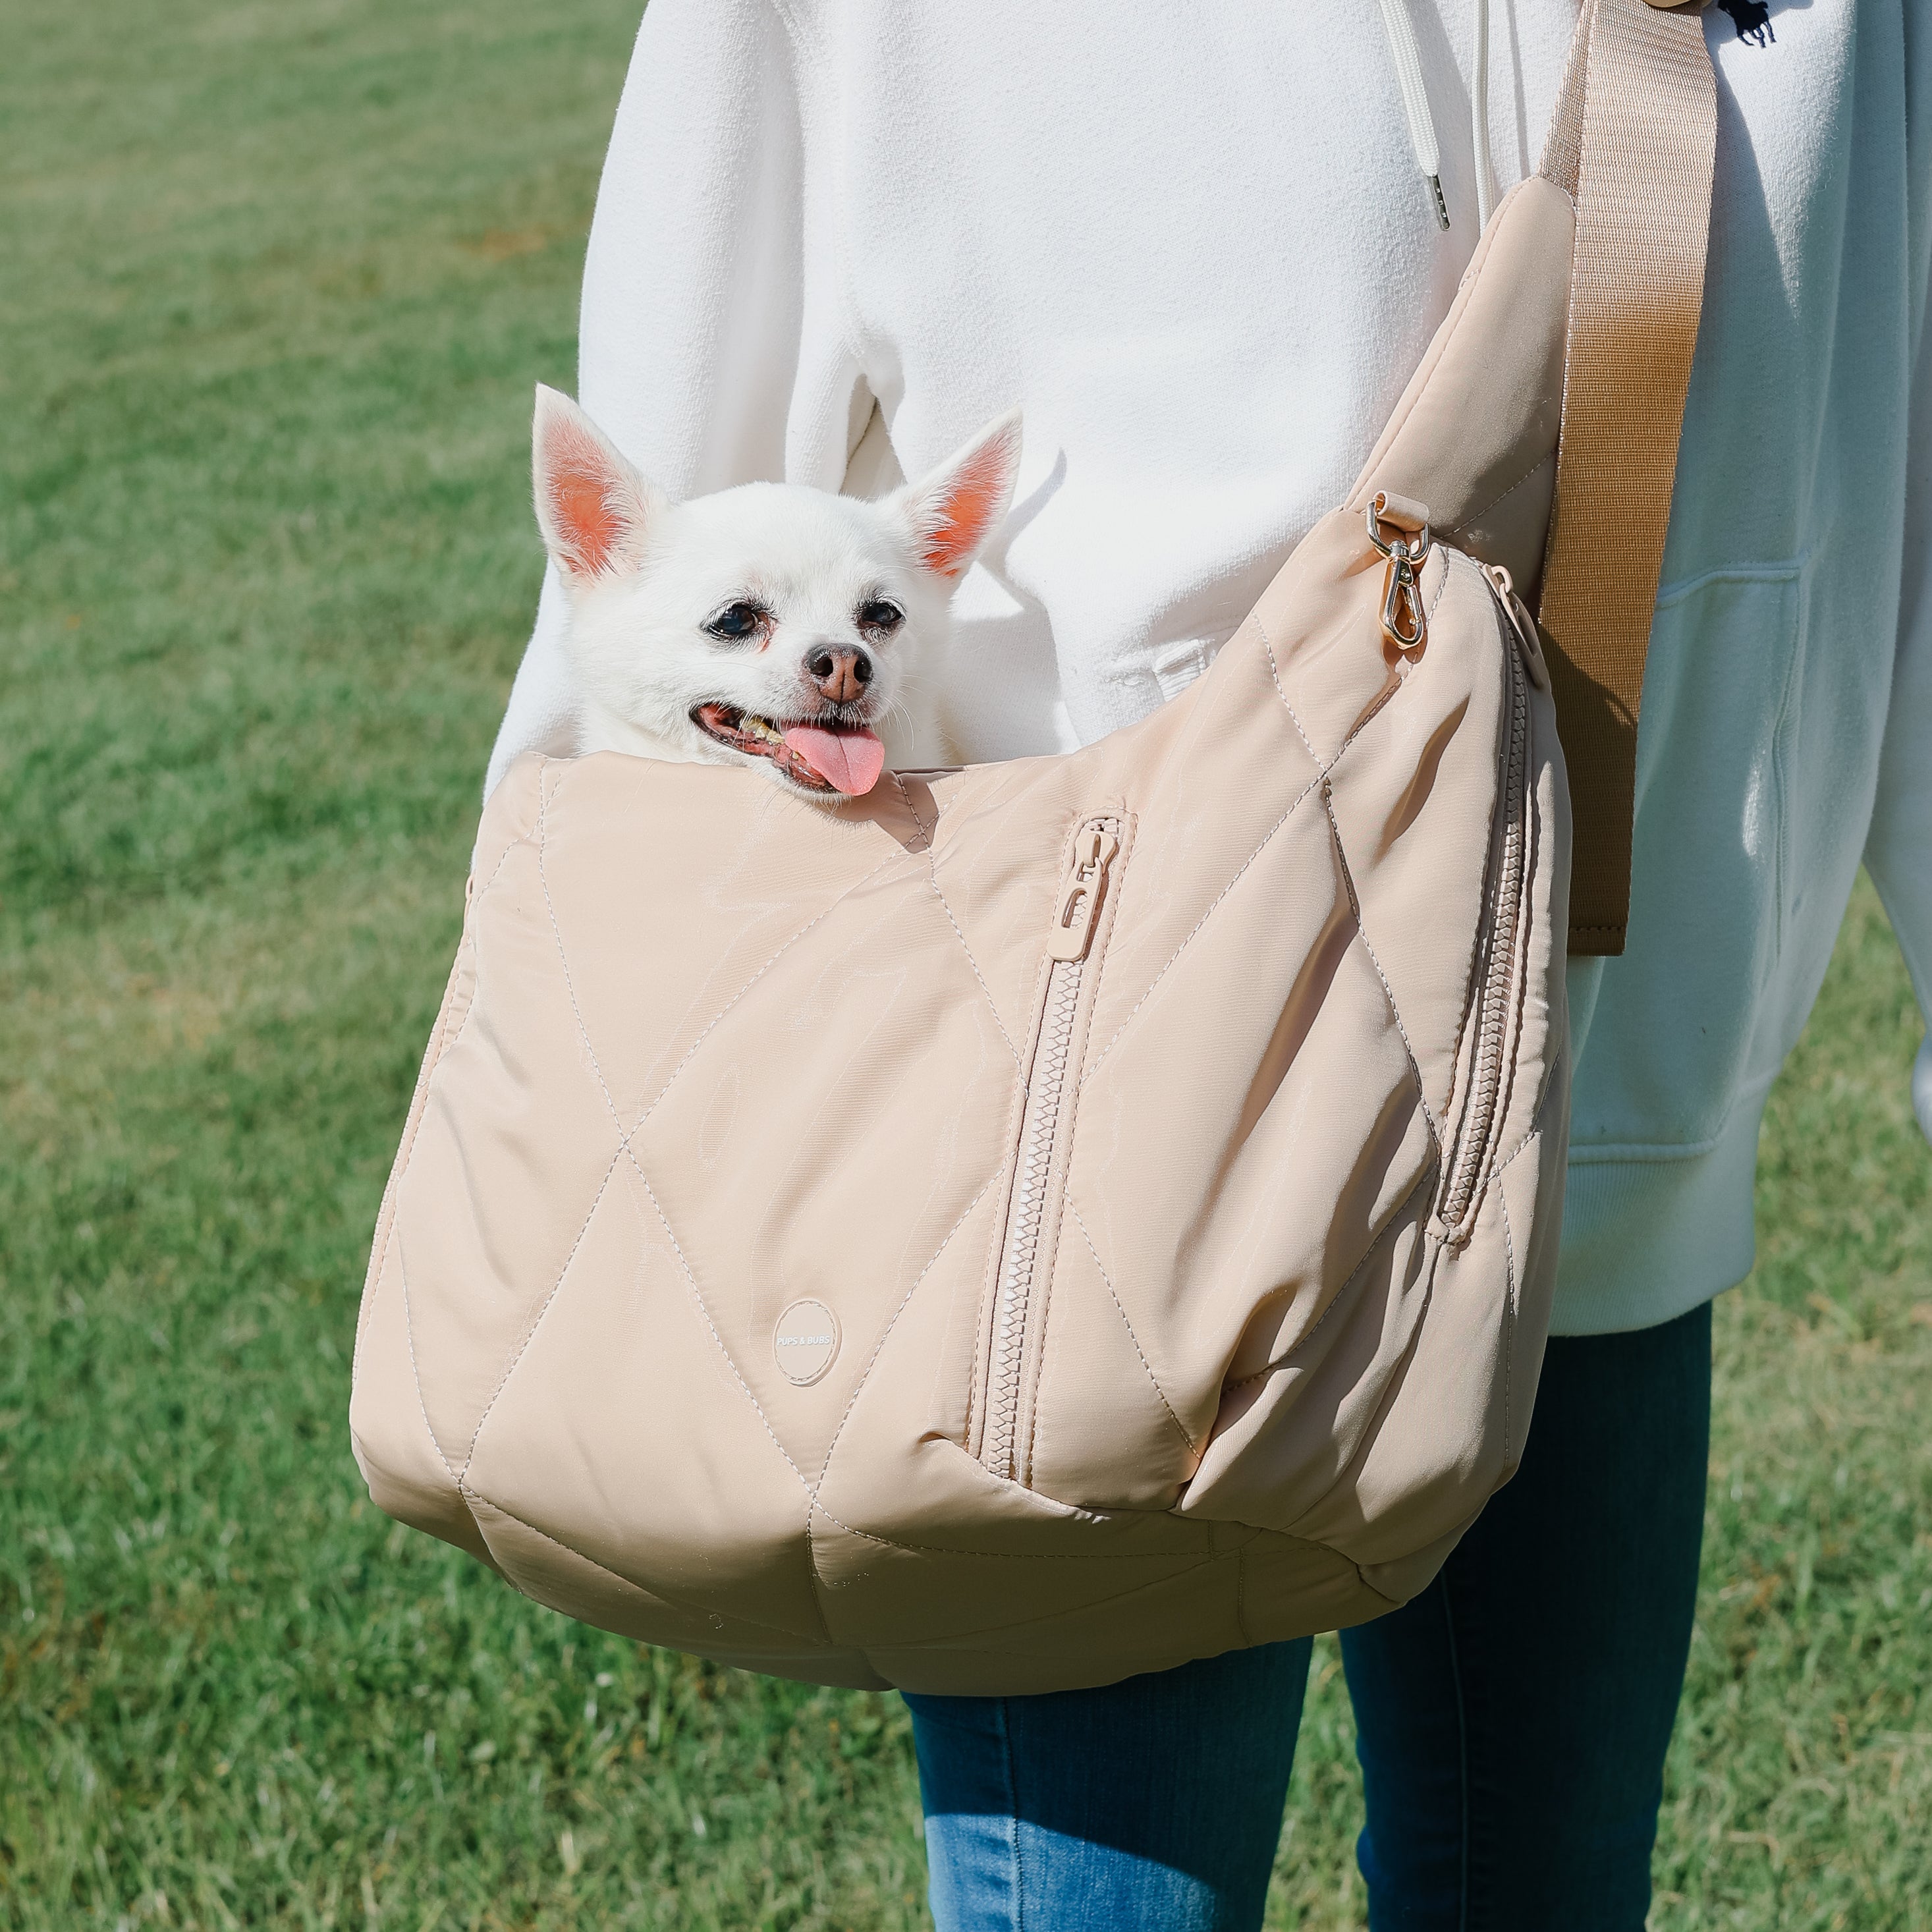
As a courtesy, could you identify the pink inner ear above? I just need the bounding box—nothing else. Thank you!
[922,443,1011,578]
[543,418,626,576]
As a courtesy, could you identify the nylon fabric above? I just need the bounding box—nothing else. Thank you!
[348,0,1715,1694]
[1536,0,1718,952]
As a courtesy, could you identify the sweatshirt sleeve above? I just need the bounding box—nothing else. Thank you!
[484,0,862,798]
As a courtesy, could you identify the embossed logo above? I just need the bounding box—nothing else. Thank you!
[773,1298,840,1387]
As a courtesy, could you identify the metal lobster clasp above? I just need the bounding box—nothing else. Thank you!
[1366,492,1433,651]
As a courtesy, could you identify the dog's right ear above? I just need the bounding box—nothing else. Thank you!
[532,385,665,586]
[889,408,1024,584]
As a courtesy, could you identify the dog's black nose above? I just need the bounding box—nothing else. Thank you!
[805,646,873,705]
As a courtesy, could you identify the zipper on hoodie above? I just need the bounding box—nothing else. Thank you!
[1439,569,1535,1240]
[978,818,1122,1482]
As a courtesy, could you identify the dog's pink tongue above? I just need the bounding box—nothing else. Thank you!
[782,724,885,796]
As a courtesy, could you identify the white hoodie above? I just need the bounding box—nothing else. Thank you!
[489,0,1932,1335]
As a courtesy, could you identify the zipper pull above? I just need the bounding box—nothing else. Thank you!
[1049,825,1118,962]
[1485,563,1549,691]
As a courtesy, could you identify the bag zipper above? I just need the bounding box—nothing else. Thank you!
[980,819,1121,1481]
[1439,571,1535,1238]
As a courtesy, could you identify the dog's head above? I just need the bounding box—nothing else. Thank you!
[532,386,1022,798]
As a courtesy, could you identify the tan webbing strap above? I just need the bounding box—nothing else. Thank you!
[1535,0,1716,956]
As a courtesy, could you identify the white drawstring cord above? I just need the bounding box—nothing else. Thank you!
[1375,0,1502,235]
[1375,0,1450,228]
[1472,0,1499,231]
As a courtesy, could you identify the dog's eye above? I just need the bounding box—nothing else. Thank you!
[704,601,765,642]
[858,599,904,633]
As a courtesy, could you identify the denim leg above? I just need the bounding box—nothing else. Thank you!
[906,1637,1314,1932]
[1340,1300,1713,1932]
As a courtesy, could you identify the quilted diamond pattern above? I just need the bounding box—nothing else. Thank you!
[352,505,1572,1696]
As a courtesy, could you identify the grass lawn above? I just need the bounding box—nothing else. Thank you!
[1,2,1926,1925]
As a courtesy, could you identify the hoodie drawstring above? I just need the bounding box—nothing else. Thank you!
[1472,0,1499,229]
[1375,0,1501,235]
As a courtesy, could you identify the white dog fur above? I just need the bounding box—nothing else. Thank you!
[532,386,1022,798]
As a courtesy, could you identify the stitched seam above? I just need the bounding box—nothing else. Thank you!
[536,764,911,1149]
[811,1487,1238,1562]
[889,769,934,849]
[1540,24,1590,605]
[1489,1118,1547,1190]
[1349,177,1520,506]
[967,1036,1040,1458]
[1268,1249,1440,1562]
[626,846,910,1131]
[1436,557,1513,1136]
[395,1234,462,1484]
[527,753,586,818]
[1443,709,1541,1229]
[353,947,466,1379]
[441,933,484,1063]
[1323,785,1445,1152]
[924,855,1024,1070]
[1078,765,1327,1087]
[536,766,626,1134]
[1484,993,1566,1181]
[441,829,534,1061]
[1255,617,1321,762]
[1022,1111,1077,1490]
[927,868,1024,1068]
[619,1145,835,1647]
[1655,553,1806,607]
[458,1148,624,1480]
[1066,1200,1196,1452]
[354,784,529,1368]
[462,1486,834,1649]
[811,1171,1003,1489]
[1003,806,1139,1485]
[469,826,535,912]
[1426,552,1452,621]
[436,824,538,1066]
[1490,732,1543,1169]
[1449,448,1555,536]
[1566,1066,1782,1165]
[1076,637,1424,1094]
[619,1148,817,1495]
[1223,1167,1440,1391]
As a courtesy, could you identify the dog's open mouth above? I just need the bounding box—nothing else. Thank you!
[692,704,887,797]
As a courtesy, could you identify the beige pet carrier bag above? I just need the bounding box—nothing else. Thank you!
[350,0,1717,1694]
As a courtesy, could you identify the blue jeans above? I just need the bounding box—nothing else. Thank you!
[906,1302,1711,1930]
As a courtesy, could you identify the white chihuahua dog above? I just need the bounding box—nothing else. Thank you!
[532,386,1022,798]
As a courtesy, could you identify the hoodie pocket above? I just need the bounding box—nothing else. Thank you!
[1568,561,1804,1153]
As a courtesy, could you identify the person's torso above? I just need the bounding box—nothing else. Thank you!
[804,0,1919,1229]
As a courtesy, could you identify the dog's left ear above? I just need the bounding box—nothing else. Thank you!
[890,409,1023,582]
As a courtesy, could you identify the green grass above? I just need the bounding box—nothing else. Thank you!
[1,2,1925,1925]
